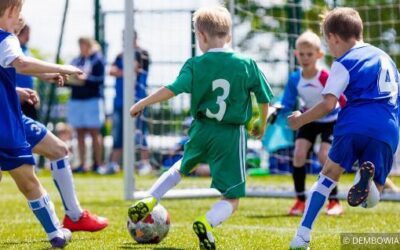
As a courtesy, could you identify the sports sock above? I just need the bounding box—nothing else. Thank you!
[51,157,83,221]
[297,173,337,241]
[149,161,182,202]
[206,200,233,228]
[363,180,380,208]
[28,194,63,240]
[328,186,339,202]
[292,166,306,201]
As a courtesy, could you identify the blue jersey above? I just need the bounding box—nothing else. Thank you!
[0,30,28,149]
[15,45,34,89]
[322,43,400,153]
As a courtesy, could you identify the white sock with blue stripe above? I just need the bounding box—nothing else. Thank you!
[297,173,337,241]
[51,157,83,221]
[206,200,233,228]
[28,194,63,240]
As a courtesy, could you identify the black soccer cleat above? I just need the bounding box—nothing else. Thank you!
[347,161,375,207]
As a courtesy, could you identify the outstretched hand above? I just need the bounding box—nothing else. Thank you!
[39,73,68,87]
[130,102,145,118]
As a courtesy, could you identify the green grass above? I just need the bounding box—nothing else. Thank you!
[0,171,399,249]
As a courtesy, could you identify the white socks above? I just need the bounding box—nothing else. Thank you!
[149,160,182,201]
[206,200,234,228]
[28,194,63,240]
[298,174,337,241]
[50,157,83,221]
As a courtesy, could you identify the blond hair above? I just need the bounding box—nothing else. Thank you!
[321,7,363,41]
[295,30,321,50]
[78,37,101,53]
[193,6,232,38]
[0,0,23,17]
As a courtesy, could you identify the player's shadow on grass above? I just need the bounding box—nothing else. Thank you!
[246,213,293,219]
[120,242,184,250]
[0,237,97,250]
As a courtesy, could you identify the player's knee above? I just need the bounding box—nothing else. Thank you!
[17,175,41,197]
[224,198,239,212]
[46,141,69,160]
[293,150,307,167]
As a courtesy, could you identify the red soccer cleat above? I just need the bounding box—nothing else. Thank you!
[63,209,109,232]
[288,198,306,216]
[325,199,344,216]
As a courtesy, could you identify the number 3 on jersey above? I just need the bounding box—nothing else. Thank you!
[206,79,230,121]
[378,56,399,105]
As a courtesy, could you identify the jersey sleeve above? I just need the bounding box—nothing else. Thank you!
[250,61,274,103]
[0,35,23,68]
[165,59,193,95]
[281,71,300,113]
[321,61,349,99]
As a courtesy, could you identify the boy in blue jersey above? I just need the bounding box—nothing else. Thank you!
[15,86,109,233]
[0,0,83,248]
[288,7,400,249]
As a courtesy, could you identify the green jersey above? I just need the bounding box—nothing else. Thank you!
[166,49,274,125]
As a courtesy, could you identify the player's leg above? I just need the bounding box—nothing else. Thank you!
[290,123,316,216]
[319,141,343,216]
[349,137,393,208]
[8,164,71,248]
[193,124,246,250]
[33,131,108,232]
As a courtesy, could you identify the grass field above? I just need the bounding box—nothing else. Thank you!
[0,171,399,250]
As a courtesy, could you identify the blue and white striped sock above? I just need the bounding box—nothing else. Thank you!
[51,157,83,221]
[297,174,337,241]
[28,194,62,240]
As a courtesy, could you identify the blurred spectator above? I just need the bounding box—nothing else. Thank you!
[67,37,105,173]
[98,31,151,175]
[16,24,38,120]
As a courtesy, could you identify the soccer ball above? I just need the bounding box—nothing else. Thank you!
[127,204,170,244]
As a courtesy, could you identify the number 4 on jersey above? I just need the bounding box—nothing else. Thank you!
[378,56,399,105]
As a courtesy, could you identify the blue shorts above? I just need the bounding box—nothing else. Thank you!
[0,146,35,171]
[67,98,105,128]
[22,115,47,149]
[329,134,393,185]
[112,107,148,149]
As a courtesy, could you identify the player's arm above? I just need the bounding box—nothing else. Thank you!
[288,94,337,130]
[130,59,192,117]
[109,64,123,77]
[12,55,82,76]
[130,87,174,117]
[16,87,39,106]
[288,61,349,130]
[251,104,269,139]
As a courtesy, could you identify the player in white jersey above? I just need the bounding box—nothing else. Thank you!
[288,8,400,249]
[281,31,345,216]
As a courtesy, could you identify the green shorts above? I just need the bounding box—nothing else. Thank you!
[179,119,247,199]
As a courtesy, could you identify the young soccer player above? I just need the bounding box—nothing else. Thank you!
[281,30,344,216]
[0,0,83,248]
[16,86,109,232]
[128,6,273,250]
[288,7,400,249]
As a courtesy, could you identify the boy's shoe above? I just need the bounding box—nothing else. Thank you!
[50,228,72,248]
[325,200,343,216]
[288,199,305,216]
[290,235,310,250]
[63,210,109,232]
[97,162,120,175]
[72,165,87,173]
[347,161,375,207]
[128,197,157,223]
[193,216,215,250]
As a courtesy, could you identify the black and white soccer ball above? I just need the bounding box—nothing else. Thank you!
[127,204,170,244]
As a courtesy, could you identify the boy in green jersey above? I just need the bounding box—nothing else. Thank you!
[128,6,273,249]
